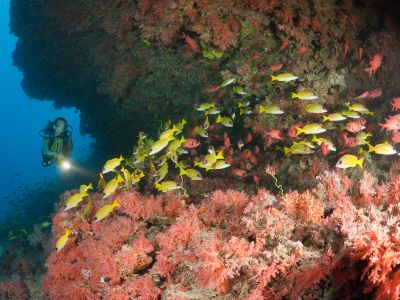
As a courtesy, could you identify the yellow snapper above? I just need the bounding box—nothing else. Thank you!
[102,155,124,174]
[216,114,233,127]
[347,103,374,116]
[323,113,346,122]
[155,180,181,193]
[56,228,71,252]
[203,116,210,129]
[284,143,314,155]
[296,123,327,135]
[240,107,252,115]
[335,154,363,169]
[292,140,316,149]
[149,136,175,155]
[311,136,336,151]
[120,167,132,189]
[175,119,187,134]
[79,183,93,194]
[259,104,284,114]
[271,73,298,82]
[233,86,247,95]
[131,170,145,185]
[180,167,203,181]
[195,125,209,138]
[156,163,168,182]
[341,110,361,119]
[159,125,178,140]
[368,142,397,155]
[220,77,236,87]
[291,91,318,100]
[103,174,124,199]
[98,173,106,191]
[303,103,327,114]
[94,200,120,223]
[196,103,215,111]
[237,101,250,108]
[205,107,221,115]
[356,132,372,143]
[167,136,186,156]
[203,151,224,168]
[83,200,93,219]
[209,160,231,170]
[65,191,88,211]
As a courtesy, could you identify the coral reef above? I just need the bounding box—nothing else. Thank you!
[41,171,400,299]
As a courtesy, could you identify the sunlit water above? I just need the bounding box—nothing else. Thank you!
[0,0,94,222]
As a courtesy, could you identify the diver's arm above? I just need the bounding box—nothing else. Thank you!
[42,138,57,157]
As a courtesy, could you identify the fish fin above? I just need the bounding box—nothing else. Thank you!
[358,157,364,168]
[271,75,277,81]
[291,92,297,99]
[296,127,303,135]
[284,147,291,156]
[323,115,328,122]
[216,114,222,123]
[367,143,374,153]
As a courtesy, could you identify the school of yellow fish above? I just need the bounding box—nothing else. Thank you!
[55,71,397,251]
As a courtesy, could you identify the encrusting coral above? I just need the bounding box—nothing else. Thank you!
[42,171,400,299]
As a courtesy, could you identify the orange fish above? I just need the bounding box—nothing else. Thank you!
[204,84,221,94]
[279,40,289,52]
[392,132,400,144]
[365,53,382,76]
[253,175,260,185]
[250,53,262,61]
[367,88,382,99]
[391,97,400,111]
[268,63,283,72]
[242,149,252,159]
[346,121,365,133]
[180,33,200,52]
[223,132,231,148]
[266,129,284,140]
[182,138,200,149]
[343,40,350,58]
[358,47,363,60]
[321,143,329,156]
[354,91,370,99]
[296,45,308,55]
[253,145,260,155]
[245,133,253,143]
[231,167,246,177]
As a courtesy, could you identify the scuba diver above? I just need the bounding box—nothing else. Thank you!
[39,117,73,167]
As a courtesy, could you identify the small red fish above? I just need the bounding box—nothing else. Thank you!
[180,33,200,52]
[296,45,308,55]
[265,129,284,140]
[242,149,252,159]
[225,156,233,165]
[320,143,329,156]
[268,63,283,72]
[182,138,200,149]
[245,133,253,143]
[354,91,370,99]
[223,132,230,149]
[231,167,246,177]
[346,121,365,133]
[250,53,262,61]
[367,88,382,99]
[253,145,260,155]
[204,84,221,94]
[358,47,363,60]
[391,97,400,111]
[253,175,260,185]
[347,137,359,148]
[392,132,400,144]
[365,53,382,77]
[343,40,350,58]
[379,115,400,132]
[279,40,289,52]
[249,155,258,165]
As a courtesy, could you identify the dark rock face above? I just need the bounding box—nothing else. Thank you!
[9,0,400,159]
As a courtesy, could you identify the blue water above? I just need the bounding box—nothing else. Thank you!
[0,0,94,222]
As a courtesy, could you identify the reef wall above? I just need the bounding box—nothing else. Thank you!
[9,0,400,159]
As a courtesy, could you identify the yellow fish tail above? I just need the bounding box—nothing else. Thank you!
[358,157,364,168]
[216,114,222,123]
[284,147,291,156]
[368,111,374,116]
[112,200,120,207]
[291,92,298,99]
[216,151,224,160]
[296,127,303,135]
[259,105,265,113]
[271,75,277,81]
[322,115,329,122]
[311,135,318,143]
[367,143,374,153]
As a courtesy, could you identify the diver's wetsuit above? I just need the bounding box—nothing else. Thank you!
[41,131,73,167]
